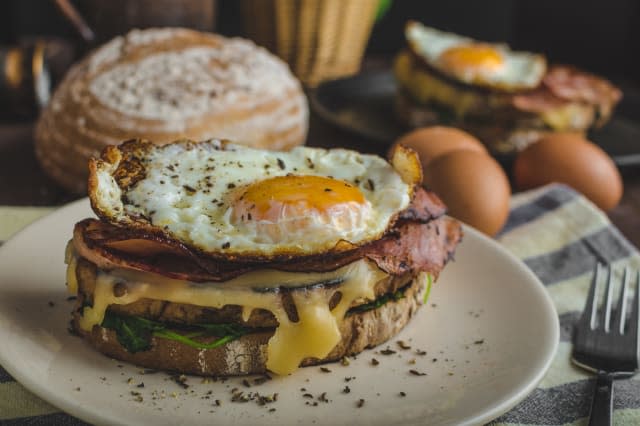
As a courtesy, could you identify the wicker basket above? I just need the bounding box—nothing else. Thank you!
[242,0,378,87]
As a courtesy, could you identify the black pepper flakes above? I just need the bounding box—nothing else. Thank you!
[227,183,236,189]
[409,370,427,376]
[342,386,351,394]
[320,367,331,373]
[380,348,396,355]
[357,399,365,408]
[399,391,406,397]
[277,158,286,170]
[221,242,231,249]
[253,374,272,385]
[397,340,411,350]
[365,179,375,191]
[183,185,197,194]
[170,374,190,389]
[113,282,128,297]
[371,358,379,366]
[474,339,485,345]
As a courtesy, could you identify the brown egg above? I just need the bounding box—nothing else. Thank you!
[513,134,623,211]
[391,126,487,177]
[425,150,511,236]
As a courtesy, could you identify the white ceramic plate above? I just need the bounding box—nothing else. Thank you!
[0,199,558,426]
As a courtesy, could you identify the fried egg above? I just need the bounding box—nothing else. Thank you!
[89,139,421,257]
[406,21,546,91]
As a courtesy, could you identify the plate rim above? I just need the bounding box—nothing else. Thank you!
[456,223,560,425]
[0,198,559,425]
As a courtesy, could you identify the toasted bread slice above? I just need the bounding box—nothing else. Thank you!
[72,277,424,376]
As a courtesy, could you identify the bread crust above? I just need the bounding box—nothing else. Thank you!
[72,277,424,376]
[35,28,308,193]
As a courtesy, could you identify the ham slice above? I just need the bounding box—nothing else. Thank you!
[511,65,622,127]
[511,88,568,113]
[543,65,622,106]
[72,188,462,282]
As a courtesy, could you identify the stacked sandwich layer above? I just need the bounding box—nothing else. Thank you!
[67,139,462,376]
[394,22,622,153]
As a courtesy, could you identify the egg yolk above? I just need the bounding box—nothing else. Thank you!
[231,175,371,243]
[438,44,504,79]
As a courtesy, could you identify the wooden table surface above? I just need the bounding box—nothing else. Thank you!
[1,111,639,249]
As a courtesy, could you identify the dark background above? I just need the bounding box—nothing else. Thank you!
[1,0,638,84]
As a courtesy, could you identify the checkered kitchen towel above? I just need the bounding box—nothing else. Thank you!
[0,184,639,425]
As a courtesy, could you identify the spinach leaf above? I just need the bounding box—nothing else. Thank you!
[101,312,250,353]
[101,312,161,353]
[423,273,433,305]
[347,287,406,316]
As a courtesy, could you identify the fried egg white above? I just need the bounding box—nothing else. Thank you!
[89,140,421,257]
[406,21,546,92]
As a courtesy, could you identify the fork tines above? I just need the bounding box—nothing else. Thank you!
[574,263,640,373]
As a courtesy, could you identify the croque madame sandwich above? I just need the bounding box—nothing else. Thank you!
[65,139,461,376]
[395,21,622,153]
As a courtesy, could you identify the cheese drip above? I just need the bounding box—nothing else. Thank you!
[64,241,78,294]
[67,256,386,375]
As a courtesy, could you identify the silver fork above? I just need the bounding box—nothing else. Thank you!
[572,263,640,426]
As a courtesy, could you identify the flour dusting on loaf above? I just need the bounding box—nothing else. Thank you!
[35,28,308,194]
[90,42,299,122]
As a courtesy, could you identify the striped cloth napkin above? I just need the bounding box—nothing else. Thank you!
[0,184,639,425]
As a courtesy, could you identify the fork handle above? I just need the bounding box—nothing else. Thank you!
[589,372,613,426]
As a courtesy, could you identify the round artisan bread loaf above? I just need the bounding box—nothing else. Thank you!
[35,28,308,194]
[72,278,424,376]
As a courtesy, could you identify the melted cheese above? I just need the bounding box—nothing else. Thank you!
[67,256,386,375]
[64,241,78,295]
